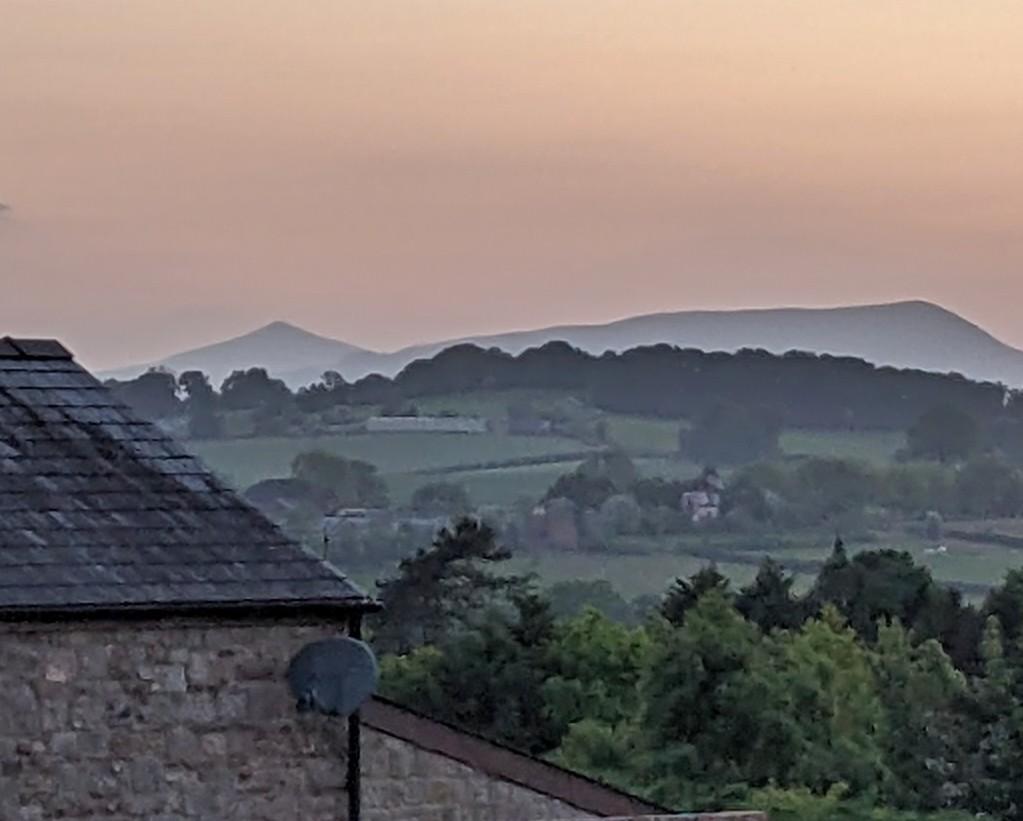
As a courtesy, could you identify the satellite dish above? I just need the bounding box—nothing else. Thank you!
[287,637,379,717]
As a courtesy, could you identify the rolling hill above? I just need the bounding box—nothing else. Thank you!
[101,321,371,387]
[102,301,1023,389]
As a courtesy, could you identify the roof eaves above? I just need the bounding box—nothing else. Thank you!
[0,595,381,623]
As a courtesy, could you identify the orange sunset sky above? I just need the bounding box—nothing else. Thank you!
[2,1,1023,370]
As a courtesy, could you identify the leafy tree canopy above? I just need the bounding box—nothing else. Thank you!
[291,450,389,509]
[905,405,980,464]
[409,482,472,516]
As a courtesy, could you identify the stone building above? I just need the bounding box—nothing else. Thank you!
[0,338,764,821]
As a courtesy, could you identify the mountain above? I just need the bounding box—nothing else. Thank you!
[314,300,1023,387]
[101,321,371,387]
[101,301,1023,389]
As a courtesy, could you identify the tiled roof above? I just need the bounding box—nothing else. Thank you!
[0,338,373,615]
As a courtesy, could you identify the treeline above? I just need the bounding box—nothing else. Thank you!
[107,341,1022,433]
[371,518,1023,820]
[517,448,1023,552]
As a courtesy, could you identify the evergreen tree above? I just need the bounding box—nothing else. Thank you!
[373,517,522,654]
[736,558,804,633]
[660,564,731,626]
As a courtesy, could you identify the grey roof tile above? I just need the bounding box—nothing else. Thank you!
[5,338,73,359]
[0,339,372,615]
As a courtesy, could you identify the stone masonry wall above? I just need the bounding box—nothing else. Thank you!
[0,618,602,820]
[0,619,351,820]
[360,727,592,821]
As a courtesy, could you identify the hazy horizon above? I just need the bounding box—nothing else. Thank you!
[89,297,1020,375]
[4,2,1023,370]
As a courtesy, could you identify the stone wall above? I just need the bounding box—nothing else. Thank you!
[0,618,665,821]
[361,728,591,821]
[1,619,351,820]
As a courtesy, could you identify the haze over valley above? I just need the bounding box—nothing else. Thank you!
[102,299,1023,389]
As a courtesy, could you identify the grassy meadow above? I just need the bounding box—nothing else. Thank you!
[189,431,591,490]
[780,428,905,465]
[184,389,1023,600]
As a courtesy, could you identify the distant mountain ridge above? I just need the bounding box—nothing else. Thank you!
[100,301,1023,389]
[102,321,371,387]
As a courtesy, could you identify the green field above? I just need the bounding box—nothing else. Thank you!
[188,432,592,490]
[780,428,905,465]
[603,414,683,452]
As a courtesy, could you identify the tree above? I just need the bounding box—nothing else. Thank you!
[379,592,561,753]
[543,608,652,785]
[963,616,1023,818]
[778,607,888,796]
[632,477,689,510]
[736,558,804,633]
[721,473,775,523]
[108,369,181,420]
[542,608,651,729]
[409,482,472,516]
[599,493,642,536]
[219,367,292,411]
[679,402,781,466]
[913,585,984,674]
[983,569,1023,645]
[296,370,349,412]
[791,458,876,523]
[543,471,616,511]
[578,449,638,491]
[291,451,389,508]
[953,456,1023,517]
[906,405,980,464]
[642,591,776,806]
[372,517,521,654]
[506,399,550,435]
[660,565,731,626]
[178,370,223,439]
[551,719,639,792]
[872,620,968,810]
[811,548,934,642]
[545,579,637,624]
[881,464,952,516]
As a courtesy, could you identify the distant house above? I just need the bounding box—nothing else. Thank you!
[366,415,488,434]
[681,469,725,523]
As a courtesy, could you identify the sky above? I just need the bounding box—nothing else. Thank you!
[3,1,1023,370]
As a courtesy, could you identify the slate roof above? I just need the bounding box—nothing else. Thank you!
[0,338,374,616]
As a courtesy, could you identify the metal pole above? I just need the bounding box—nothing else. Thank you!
[346,613,363,821]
